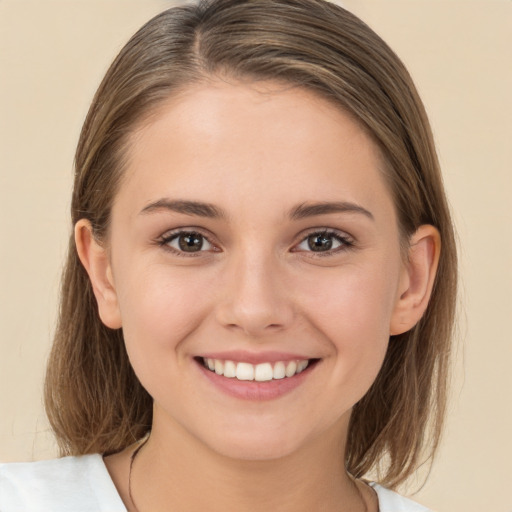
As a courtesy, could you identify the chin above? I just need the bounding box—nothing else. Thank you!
[209,434,300,462]
[199,417,329,462]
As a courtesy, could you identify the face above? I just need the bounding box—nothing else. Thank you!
[101,81,409,460]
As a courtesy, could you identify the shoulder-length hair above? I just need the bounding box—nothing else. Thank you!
[45,0,457,489]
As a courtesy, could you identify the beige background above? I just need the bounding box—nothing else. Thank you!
[1,1,511,511]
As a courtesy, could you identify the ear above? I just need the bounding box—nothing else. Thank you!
[390,225,441,336]
[75,219,122,329]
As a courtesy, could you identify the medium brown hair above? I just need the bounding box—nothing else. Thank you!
[45,0,457,488]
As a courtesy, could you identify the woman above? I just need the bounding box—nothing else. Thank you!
[0,1,457,510]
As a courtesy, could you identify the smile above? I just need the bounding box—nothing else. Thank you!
[195,353,320,400]
[202,358,310,382]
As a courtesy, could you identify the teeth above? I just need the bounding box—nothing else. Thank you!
[273,361,286,380]
[297,360,308,373]
[236,362,254,381]
[203,358,311,381]
[224,360,236,378]
[254,363,273,382]
[214,360,224,375]
[285,361,297,377]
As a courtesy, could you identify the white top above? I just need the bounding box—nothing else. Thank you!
[0,455,431,511]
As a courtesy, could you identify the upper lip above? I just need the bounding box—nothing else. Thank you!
[197,350,315,365]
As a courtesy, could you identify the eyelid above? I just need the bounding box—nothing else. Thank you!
[155,226,355,257]
[292,228,355,256]
[157,227,220,256]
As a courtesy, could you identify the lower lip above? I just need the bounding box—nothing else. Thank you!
[195,360,317,401]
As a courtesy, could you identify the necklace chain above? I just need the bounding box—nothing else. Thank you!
[128,436,149,512]
[128,437,369,512]
[350,474,370,512]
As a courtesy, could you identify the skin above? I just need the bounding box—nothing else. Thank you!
[76,80,440,512]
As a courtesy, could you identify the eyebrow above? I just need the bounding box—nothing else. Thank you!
[139,198,374,221]
[289,201,374,221]
[140,199,226,219]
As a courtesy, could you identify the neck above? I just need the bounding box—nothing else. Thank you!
[128,412,368,512]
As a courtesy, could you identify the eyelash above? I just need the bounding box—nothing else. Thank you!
[293,229,355,257]
[157,229,216,258]
[156,228,355,258]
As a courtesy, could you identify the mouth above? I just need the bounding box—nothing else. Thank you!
[195,356,320,382]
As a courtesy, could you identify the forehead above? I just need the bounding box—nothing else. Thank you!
[117,80,393,219]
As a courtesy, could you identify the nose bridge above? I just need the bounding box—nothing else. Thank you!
[216,242,294,335]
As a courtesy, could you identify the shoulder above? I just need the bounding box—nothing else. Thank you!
[371,483,433,512]
[0,454,126,512]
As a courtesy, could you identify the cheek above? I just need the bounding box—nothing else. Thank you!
[302,260,399,333]
[114,263,214,361]
[298,262,399,389]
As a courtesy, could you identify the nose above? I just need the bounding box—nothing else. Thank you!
[214,250,295,337]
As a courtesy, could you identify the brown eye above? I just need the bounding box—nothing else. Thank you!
[307,233,334,252]
[178,232,204,252]
[162,231,214,253]
[294,230,353,255]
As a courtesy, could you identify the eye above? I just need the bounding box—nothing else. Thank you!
[294,230,353,254]
[160,231,214,254]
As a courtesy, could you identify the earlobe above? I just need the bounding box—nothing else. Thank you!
[74,219,122,329]
[390,225,441,336]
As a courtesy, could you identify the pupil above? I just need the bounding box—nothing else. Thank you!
[308,234,332,251]
[179,233,203,252]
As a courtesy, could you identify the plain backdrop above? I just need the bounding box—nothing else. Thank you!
[1,1,511,511]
